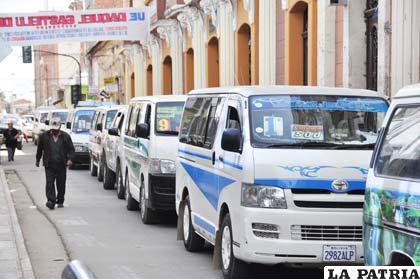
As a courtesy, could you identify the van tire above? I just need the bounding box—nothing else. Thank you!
[221,214,249,279]
[116,162,125,199]
[125,175,138,211]
[89,157,97,176]
[103,163,116,190]
[139,182,155,224]
[182,197,205,252]
[97,154,104,182]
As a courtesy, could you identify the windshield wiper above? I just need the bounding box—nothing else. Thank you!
[262,142,341,149]
[331,143,376,149]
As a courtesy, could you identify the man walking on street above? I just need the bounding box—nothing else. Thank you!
[36,118,75,210]
[3,121,21,162]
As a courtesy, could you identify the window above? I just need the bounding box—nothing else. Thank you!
[179,97,222,148]
[52,112,68,124]
[375,105,420,180]
[155,102,184,135]
[111,112,121,129]
[226,106,241,130]
[96,112,104,130]
[72,110,95,133]
[204,98,222,148]
[105,110,117,130]
[118,114,125,131]
[40,113,48,123]
[127,104,140,137]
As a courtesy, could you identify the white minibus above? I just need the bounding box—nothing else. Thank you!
[176,86,388,279]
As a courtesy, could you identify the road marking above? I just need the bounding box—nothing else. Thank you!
[64,233,107,248]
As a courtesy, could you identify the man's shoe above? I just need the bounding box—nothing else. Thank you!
[57,204,64,208]
[46,201,55,210]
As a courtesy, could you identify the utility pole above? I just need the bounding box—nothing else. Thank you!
[33,49,82,106]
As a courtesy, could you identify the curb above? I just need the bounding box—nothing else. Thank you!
[0,167,35,279]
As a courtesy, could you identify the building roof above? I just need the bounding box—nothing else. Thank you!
[394,84,420,99]
[13,99,33,105]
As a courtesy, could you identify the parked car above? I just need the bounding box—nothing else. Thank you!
[88,106,120,181]
[65,107,96,168]
[0,115,24,150]
[123,95,186,224]
[175,86,389,279]
[363,84,419,266]
[103,107,127,195]
[46,109,68,130]
[33,108,52,145]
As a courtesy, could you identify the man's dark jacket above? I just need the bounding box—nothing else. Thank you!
[36,131,75,167]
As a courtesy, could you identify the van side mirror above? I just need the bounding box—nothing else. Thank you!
[136,123,149,138]
[96,123,103,131]
[108,128,119,136]
[66,122,71,129]
[221,128,242,153]
[44,120,50,125]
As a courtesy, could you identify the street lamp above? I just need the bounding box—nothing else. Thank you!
[33,49,82,107]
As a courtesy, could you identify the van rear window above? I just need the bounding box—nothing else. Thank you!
[375,105,420,180]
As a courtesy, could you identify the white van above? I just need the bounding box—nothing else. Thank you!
[88,106,120,182]
[176,86,388,278]
[104,107,128,197]
[65,107,96,167]
[33,107,52,144]
[46,109,68,130]
[124,95,186,224]
[363,84,420,266]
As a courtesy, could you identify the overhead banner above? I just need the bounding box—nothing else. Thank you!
[0,8,149,46]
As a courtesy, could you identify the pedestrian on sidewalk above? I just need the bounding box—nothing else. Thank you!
[3,121,21,162]
[35,118,75,210]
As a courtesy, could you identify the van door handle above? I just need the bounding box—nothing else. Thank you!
[218,156,224,163]
[212,152,216,165]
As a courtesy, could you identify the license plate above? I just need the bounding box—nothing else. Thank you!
[322,245,356,262]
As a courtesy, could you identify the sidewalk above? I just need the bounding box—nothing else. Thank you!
[0,167,35,279]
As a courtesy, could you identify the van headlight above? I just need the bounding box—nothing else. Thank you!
[241,184,287,209]
[150,159,176,174]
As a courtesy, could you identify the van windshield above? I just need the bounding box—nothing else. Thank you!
[40,112,48,123]
[249,95,388,149]
[155,102,184,135]
[72,110,95,133]
[52,112,68,124]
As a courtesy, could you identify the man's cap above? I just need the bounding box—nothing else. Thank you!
[50,118,61,130]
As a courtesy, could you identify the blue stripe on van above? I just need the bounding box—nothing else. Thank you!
[254,179,366,193]
[193,215,216,235]
[220,160,243,170]
[180,162,235,210]
[178,149,212,161]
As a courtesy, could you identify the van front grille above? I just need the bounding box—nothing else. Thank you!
[291,225,362,241]
[294,201,364,208]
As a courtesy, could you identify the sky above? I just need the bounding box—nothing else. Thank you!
[0,0,73,102]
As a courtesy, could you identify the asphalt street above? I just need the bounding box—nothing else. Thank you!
[2,143,322,279]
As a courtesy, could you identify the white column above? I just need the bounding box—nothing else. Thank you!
[133,44,145,96]
[342,0,365,88]
[149,36,162,95]
[377,0,391,96]
[317,0,335,87]
[259,0,276,85]
[391,0,420,96]
[193,13,207,88]
[218,1,235,86]
[169,24,184,94]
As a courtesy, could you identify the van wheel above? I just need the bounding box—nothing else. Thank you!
[125,175,138,211]
[140,181,155,224]
[116,162,125,199]
[97,154,104,182]
[182,197,205,251]
[103,163,116,190]
[89,157,97,176]
[221,214,249,279]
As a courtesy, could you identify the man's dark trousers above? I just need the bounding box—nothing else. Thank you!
[45,164,67,205]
